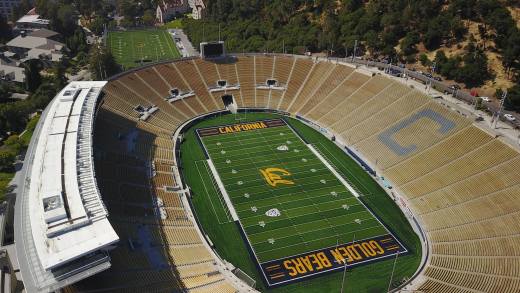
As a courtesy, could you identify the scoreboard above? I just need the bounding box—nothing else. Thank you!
[200,41,225,59]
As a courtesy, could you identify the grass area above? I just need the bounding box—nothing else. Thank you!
[180,112,422,292]
[0,115,39,202]
[162,18,184,29]
[20,115,40,146]
[0,172,14,202]
[107,29,180,69]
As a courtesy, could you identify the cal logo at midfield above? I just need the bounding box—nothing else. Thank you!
[218,121,268,134]
[260,167,294,187]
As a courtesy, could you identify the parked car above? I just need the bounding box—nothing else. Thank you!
[504,114,516,121]
[448,84,461,90]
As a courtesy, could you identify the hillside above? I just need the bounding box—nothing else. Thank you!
[184,0,520,111]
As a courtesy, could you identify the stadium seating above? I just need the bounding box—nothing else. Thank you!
[235,56,255,107]
[277,58,314,110]
[255,55,275,107]
[84,54,520,293]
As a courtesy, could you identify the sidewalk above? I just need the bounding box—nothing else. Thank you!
[168,29,198,58]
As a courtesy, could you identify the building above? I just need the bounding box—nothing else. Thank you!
[14,8,50,31]
[6,29,66,63]
[0,0,21,20]
[13,81,119,293]
[0,54,25,83]
[188,0,205,20]
[156,0,189,24]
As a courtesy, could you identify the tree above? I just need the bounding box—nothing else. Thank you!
[0,15,12,43]
[400,31,420,57]
[4,135,24,153]
[89,16,106,35]
[456,43,492,87]
[504,84,520,112]
[67,27,88,55]
[10,0,31,22]
[0,150,16,172]
[419,53,432,66]
[55,5,77,37]
[88,46,120,79]
[142,9,155,26]
[24,60,42,92]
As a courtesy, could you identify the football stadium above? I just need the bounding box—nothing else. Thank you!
[10,48,520,293]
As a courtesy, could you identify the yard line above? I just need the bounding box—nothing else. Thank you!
[240,200,367,223]
[243,204,369,229]
[205,136,298,151]
[231,185,351,207]
[223,166,329,181]
[223,169,340,187]
[235,191,354,212]
[250,215,378,244]
[212,153,320,168]
[209,146,313,161]
[255,225,386,257]
[229,180,345,196]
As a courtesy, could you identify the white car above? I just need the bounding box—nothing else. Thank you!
[480,97,491,102]
[504,114,516,121]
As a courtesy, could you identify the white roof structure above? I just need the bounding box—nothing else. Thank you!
[16,14,50,27]
[14,81,119,293]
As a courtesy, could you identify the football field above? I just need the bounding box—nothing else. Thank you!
[107,30,180,69]
[196,118,407,286]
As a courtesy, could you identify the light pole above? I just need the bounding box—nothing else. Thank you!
[340,233,355,293]
[387,251,400,292]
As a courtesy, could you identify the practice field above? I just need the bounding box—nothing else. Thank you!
[107,30,180,69]
[196,118,407,287]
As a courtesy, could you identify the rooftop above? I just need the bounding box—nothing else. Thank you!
[14,81,118,293]
[27,29,60,39]
[16,14,50,26]
[7,35,64,51]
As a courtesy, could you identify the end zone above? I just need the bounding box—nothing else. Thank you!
[260,234,407,286]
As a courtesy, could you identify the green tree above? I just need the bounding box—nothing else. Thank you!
[142,9,155,26]
[419,53,432,66]
[89,16,106,35]
[24,60,42,92]
[0,15,12,42]
[456,43,491,87]
[0,150,16,172]
[504,84,520,112]
[4,135,24,153]
[88,46,120,79]
[400,31,420,57]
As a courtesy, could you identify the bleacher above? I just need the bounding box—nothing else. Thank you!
[76,54,520,293]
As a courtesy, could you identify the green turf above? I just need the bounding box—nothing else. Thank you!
[180,112,422,292]
[198,120,392,264]
[107,30,180,69]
